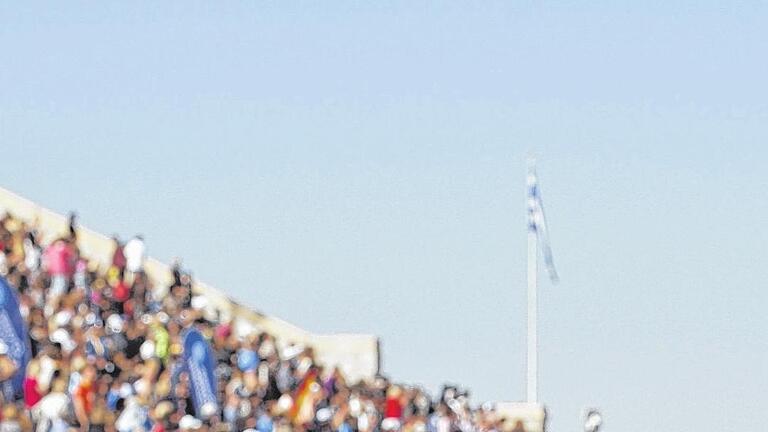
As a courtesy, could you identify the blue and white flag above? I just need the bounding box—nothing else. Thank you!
[527,164,559,283]
[182,328,219,418]
[0,276,32,399]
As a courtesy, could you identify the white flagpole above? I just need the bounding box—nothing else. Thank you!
[527,187,538,404]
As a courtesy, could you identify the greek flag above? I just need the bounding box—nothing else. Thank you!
[527,164,559,283]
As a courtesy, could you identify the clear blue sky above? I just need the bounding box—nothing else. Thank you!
[2,2,767,430]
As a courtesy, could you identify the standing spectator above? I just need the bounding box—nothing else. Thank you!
[73,257,89,293]
[43,238,75,313]
[382,386,404,431]
[123,235,146,277]
[22,232,41,275]
[111,236,126,275]
[23,360,44,409]
[73,366,97,431]
[31,379,71,432]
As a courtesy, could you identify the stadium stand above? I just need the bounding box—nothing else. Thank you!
[0,187,530,432]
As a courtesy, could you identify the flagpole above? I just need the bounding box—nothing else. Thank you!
[526,165,538,404]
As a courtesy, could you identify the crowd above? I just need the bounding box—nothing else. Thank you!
[0,212,519,432]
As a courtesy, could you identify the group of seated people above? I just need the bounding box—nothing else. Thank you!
[0,212,518,432]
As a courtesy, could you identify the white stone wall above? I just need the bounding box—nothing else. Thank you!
[0,186,380,383]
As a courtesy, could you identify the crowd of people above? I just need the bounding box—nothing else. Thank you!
[0,212,522,432]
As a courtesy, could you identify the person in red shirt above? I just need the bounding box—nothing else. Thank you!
[74,365,96,431]
[382,385,405,430]
[23,360,44,409]
[111,236,126,276]
[112,278,131,315]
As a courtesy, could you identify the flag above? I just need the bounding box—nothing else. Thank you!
[182,329,219,418]
[290,368,318,425]
[527,163,559,283]
[0,276,32,399]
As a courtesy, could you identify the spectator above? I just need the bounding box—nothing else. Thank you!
[0,341,19,403]
[73,366,96,430]
[123,235,145,277]
[0,212,505,432]
[32,379,71,432]
[42,238,74,315]
[110,237,126,275]
[22,232,41,275]
[22,360,44,410]
[0,403,33,432]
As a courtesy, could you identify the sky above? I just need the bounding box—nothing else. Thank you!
[2,1,768,430]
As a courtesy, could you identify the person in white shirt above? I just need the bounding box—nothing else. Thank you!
[23,233,42,274]
[32,379,72,432]
[123,235,146,277]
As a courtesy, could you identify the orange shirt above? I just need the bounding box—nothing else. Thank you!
[75,381,94,413]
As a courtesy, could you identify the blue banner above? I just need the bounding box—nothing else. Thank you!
[182,328,219,418]
[0,276,31,399]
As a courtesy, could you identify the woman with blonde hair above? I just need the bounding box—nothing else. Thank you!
[23,359,45,410]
